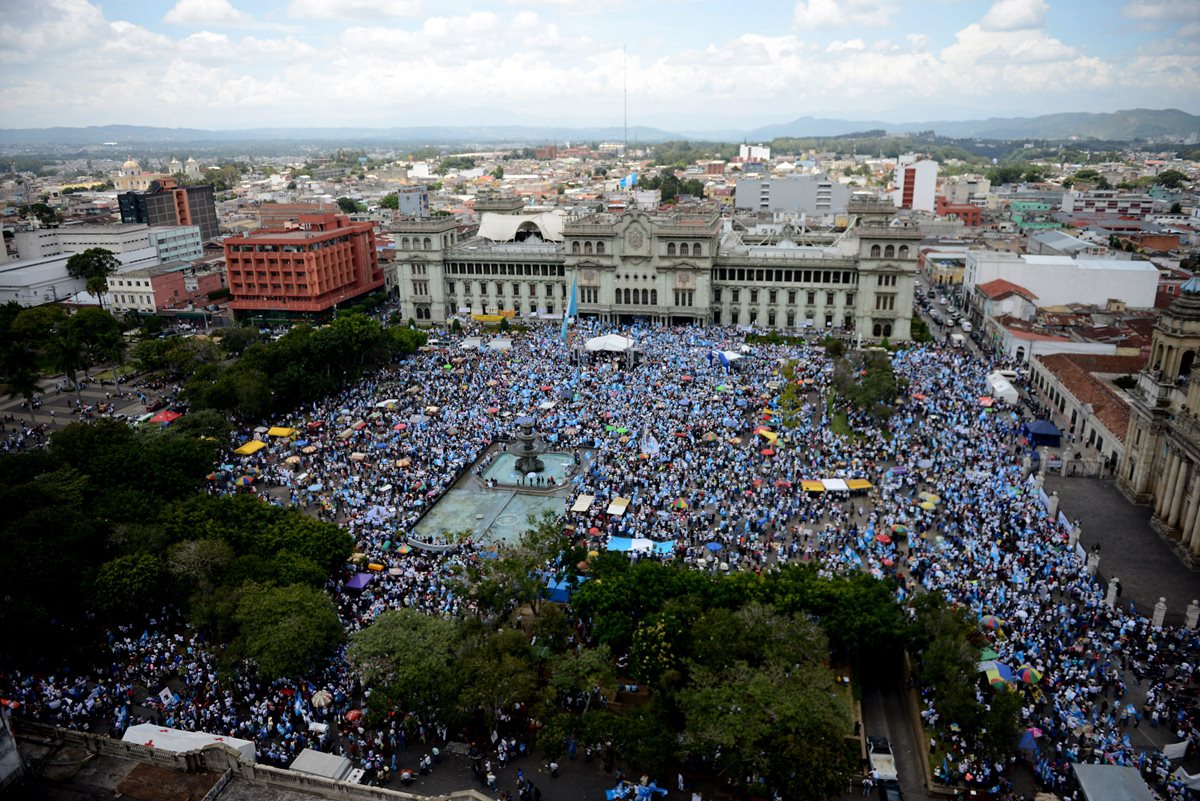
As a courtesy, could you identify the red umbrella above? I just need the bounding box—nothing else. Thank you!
[875,533,892,544]
[307,420,324,429]
[393,423,407,431]
[588,527,600,535]
[486,407,499,414]
[540,385,552,391]
[760,448,775,456]
[150,410,181,424]
[752,478,763,487]
[774,480,792,488]
[345,709,363,722]
[681,375,693,382]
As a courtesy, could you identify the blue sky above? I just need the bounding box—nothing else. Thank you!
[1,0,1197,130]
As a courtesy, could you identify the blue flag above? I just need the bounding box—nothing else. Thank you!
[561,272,578,342]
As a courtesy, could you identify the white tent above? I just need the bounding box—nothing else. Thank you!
[986,372,1019,405]
[586,334,636,353]
[460,337,483,350]
[821,478,850,492]
[290,748,355,781]
[122,723,256,762]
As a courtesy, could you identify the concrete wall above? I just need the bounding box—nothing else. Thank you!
[966,251,1158,309]
[735,175,850,214]
[15,722,491,801]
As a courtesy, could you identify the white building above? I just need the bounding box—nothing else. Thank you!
[0,247,159,307]
[964,251,1158,309]
[14,224,152,260]
[148,225,203,263]
[739,144,770,162]
[892,155,938,213]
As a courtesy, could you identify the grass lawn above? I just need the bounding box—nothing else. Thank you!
[93,364,138,381]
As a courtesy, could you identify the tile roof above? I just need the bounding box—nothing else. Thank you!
[1035,353,1146,444]
[978,278,1038,301]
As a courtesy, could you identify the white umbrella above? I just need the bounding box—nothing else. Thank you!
[311,689,332,708]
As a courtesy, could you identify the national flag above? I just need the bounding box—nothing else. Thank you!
[562,272,578,342]
[717,351,730,371]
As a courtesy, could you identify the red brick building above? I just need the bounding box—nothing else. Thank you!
[935,196,983,227]
[225,214,383,317]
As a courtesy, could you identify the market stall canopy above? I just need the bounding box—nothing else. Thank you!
[460,337,483,350]
[572,494,595,513]
[345,572,373,590]
[268,426,296,437]
[801,480,825,493]
[233,440,267,456]
[122,724,256,761]
[607,537,673,555]
[374,399,399,409]
[585,334,635,353]
[846,479,872,490]
[488,338,513,351]
[607,496,631,516]
[822,478,850,492]
[1072,763,1156,801]
[150,410,181,425]
[1022,419,1062,448]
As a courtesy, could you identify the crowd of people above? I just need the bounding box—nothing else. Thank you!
[2,319,1198,801]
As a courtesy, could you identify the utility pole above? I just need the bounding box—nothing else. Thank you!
[623,45,628,160]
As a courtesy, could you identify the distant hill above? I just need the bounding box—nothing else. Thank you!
[741,108,1200,142]
[1,109,1196,147]
[0,124,682,147]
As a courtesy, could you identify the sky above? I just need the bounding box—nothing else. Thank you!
[0,0,1197,131]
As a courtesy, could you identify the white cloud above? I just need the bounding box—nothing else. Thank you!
[981,0,1049,31]
[793,0,897,28]
[827,39,867,52]
[1123,1,1200,20]
[288,0,423,19]
[906,33,930,49]
[163,0,251,26]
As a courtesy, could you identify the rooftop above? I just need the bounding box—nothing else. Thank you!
[978,278,1038,301]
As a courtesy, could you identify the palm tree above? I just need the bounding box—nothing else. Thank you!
[48,329,87,408]
[4,365,43,424]
[86,275,110,310]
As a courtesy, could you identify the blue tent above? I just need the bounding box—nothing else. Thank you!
[544,576,588,604]
[1021,419,1061,448]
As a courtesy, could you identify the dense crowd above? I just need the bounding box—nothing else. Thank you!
[2,321,1198,800]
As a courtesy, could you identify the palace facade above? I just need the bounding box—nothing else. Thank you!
[388,198,921,340]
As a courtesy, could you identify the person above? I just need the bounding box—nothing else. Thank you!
[548,759,559,777]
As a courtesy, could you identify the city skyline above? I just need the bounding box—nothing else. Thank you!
[1,0,1197,131]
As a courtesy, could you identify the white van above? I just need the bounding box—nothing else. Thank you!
[950,333,966,348]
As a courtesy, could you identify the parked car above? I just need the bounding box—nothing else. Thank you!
[878,779,903,801]
[961,321,973,333]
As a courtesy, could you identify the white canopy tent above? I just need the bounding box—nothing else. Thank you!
[586,334,636,353]
[985,372,1019,405]
[290,748,356,781]
[122,724,256,761]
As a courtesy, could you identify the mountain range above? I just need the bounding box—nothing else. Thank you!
[0,109,1196,147]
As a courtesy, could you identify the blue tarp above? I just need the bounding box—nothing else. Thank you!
[1022,419,1061,448]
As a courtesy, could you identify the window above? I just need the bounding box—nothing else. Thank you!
[844,315,853,328]
[846,293,855,305]
[692,243,701,256]
[807,291,816,305]
[512,283,520,295]
[750,289,759,303]
[596,242,605,255]
[731,309,739,325]
[768,289,777,304]
[572,241,580,254]
[898,245,909,258]
[884,244,894,258]
[623,288,631,304]
[585,241,593,255]
[825,314,833,327]
[874,294,896,311]
[447,281,455,294]
[786,312,795,327]
[651,289,657,305]
[731,289,740,303]
[788,290,796,304]
[667,243,676,256]
[641,288,649,305]
[424,237,431,249]
[870,244,881,258]
[714,288,722,303]
[768,311,776,326]
[826,292,834,305]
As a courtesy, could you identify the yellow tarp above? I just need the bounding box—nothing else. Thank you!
[607,497,631,516]
[268,426,296,438]
[234,440,267,456]
[572,494,595,513]
[472,314,504,323]
[801,480,826,493]
[846,479,873,490]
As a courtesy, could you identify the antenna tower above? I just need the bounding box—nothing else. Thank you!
[623,45,628,159]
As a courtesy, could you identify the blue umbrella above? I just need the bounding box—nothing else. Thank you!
[293,439,309,448]
[307,483,324,491]
[705,542,723,552]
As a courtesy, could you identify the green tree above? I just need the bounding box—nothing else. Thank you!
[348,608,460,711]
[336,196,362,214]
[379,192,399,210]
[1155,169,1188,189]
[93,553,163,615]
[985,164,1024,185]
[232,583,343,678]
[167,538,234,595]
[65,248,121,290]
[491,165,504,180]
[48,326,88,407]
[3,364,43,422]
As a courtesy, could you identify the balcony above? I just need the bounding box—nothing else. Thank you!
[1137,370,1186,409]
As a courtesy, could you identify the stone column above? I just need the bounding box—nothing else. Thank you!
[1086,552,1100,576]
[1157,453,1179,520]
[1152,597,1168,628]
[1105,577,1120,608]
[1069,524,1081,549]
[1047,491,1060,518]
[1170,461,1192,530]
[1185,600,1199,630]
[1184,477,1200,545]
[1022,454,1032,476]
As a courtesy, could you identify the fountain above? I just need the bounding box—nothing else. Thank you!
[509,415,546,474]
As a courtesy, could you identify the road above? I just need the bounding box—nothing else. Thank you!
[858,654,931,801]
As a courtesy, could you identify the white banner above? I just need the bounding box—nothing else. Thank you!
[1164,741,1189,760]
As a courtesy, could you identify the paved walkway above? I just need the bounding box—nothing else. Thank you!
[1044,475,1200,627]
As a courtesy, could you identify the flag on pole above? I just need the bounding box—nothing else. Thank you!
[561,272,578,342]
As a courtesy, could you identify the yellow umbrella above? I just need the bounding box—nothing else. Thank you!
[920,501,936,511]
